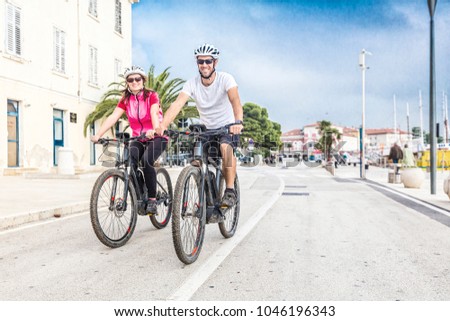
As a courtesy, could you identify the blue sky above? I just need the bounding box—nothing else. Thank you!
[132,0,450,133]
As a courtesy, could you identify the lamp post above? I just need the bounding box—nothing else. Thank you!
[428,0,437,194]
[359,49,371,179]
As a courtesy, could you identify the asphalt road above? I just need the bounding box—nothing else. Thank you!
[1,165,450,301]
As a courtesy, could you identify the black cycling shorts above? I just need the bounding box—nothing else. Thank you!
[203,131,240,159]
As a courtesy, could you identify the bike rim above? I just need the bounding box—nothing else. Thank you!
[179,173,203,256]
[97,175,134,241]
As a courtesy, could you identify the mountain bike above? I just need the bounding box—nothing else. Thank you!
[90,133,173,248]
[166,124,240,264]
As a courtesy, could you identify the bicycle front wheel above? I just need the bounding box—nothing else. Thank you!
[172,166,206,264]
[218,175,240,238]
[150,167,173,229]
[90,169,138,248]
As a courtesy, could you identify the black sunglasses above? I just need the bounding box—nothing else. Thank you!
[197,59,214,65]
[126,76,143,83]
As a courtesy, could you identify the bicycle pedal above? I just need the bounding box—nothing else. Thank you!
[207,213,224,224]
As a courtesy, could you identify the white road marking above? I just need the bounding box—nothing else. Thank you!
[167,175,285,301]
[0,211,88,236]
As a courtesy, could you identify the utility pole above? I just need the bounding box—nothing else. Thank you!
[359,49,371,179]
[428,0,437,194]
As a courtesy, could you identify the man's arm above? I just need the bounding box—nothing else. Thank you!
[156,92,190,134]
[227,86,243,134]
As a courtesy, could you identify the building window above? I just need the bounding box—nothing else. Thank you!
[89,46,98,85]
[88,0,98,17]
[115,0,122,34]
[53,27,66,73]
[114,59,122,82]
[6,3,22,56]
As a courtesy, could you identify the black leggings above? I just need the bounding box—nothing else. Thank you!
[129,137,168,198]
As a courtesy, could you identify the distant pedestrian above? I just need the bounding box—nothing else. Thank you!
[402,144,415,167]
[388,142,403,173]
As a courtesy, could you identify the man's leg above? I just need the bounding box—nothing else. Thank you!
[221,142,236,189]
[220,142,237,207]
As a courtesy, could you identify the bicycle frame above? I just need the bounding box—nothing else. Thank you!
[99,134,168,212]
[191,130,231,221]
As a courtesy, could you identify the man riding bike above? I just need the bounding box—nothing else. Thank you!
[156,43,243,207]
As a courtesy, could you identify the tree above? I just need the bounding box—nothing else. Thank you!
[411,126,423,139]
[315,120,341,161]
[241,102,281,157]
[83,65,197,136]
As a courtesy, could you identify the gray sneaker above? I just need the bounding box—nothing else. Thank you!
[221,189,237,208]
[146,200,158,215]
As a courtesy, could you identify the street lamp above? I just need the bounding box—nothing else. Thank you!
[428,0,437,194]
[359,49,371,179]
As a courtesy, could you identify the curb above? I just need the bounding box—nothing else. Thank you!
[0,201,89,231]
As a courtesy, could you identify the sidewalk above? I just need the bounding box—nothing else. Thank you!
[334,164,450,211]
[0,167,182,230]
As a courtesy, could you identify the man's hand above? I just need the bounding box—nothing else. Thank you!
[229,124,243,135]
[155,125,166,136]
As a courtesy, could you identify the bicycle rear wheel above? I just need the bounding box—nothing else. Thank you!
[150,167,173,229]
[172,166,206,264]
[218,175,240,238]
[90,169,138,248]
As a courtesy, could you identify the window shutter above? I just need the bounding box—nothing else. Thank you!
[89,0,97,17]
[89,46,98,85]
[6,5,14,53]
[53,28,66,73]
[115,0,122,34]
[14,7,21,55]
[114,59,122,81]
[60,31,66,72]
[54,28,60,70]
[6,4,21,56]
[93,48,98,84]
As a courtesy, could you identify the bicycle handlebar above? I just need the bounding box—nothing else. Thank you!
[163,122,243,139]
[96,133,148,146]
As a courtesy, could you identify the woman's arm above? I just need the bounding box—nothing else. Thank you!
[90,107,125,142]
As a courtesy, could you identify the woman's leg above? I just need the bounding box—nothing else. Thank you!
[129,141,145,193]
[143,137,168,198]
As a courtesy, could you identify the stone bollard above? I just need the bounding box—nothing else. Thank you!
[57,147,75,175]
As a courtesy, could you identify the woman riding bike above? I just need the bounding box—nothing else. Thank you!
[91,65,168,214]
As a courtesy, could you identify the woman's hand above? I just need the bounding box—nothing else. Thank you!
[146,129,156,139]
[91,135,101,143]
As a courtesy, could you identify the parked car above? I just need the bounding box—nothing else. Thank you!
[165,153,191,166]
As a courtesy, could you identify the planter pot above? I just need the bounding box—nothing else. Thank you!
[400,168,425,188]
[443,176,450,199]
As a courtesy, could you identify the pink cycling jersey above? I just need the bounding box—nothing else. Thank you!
[117,91,163,137]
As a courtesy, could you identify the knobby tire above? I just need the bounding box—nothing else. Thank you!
[218,175,240,238]
[90,169,138,248]
[171,166,206,264]
[150,167,173,229]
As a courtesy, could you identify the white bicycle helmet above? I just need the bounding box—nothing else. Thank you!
[194,43,220,59]
[123,65,146,79]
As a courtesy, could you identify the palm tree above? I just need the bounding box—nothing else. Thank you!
[315,120,341,161]
[83,65,198,136]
